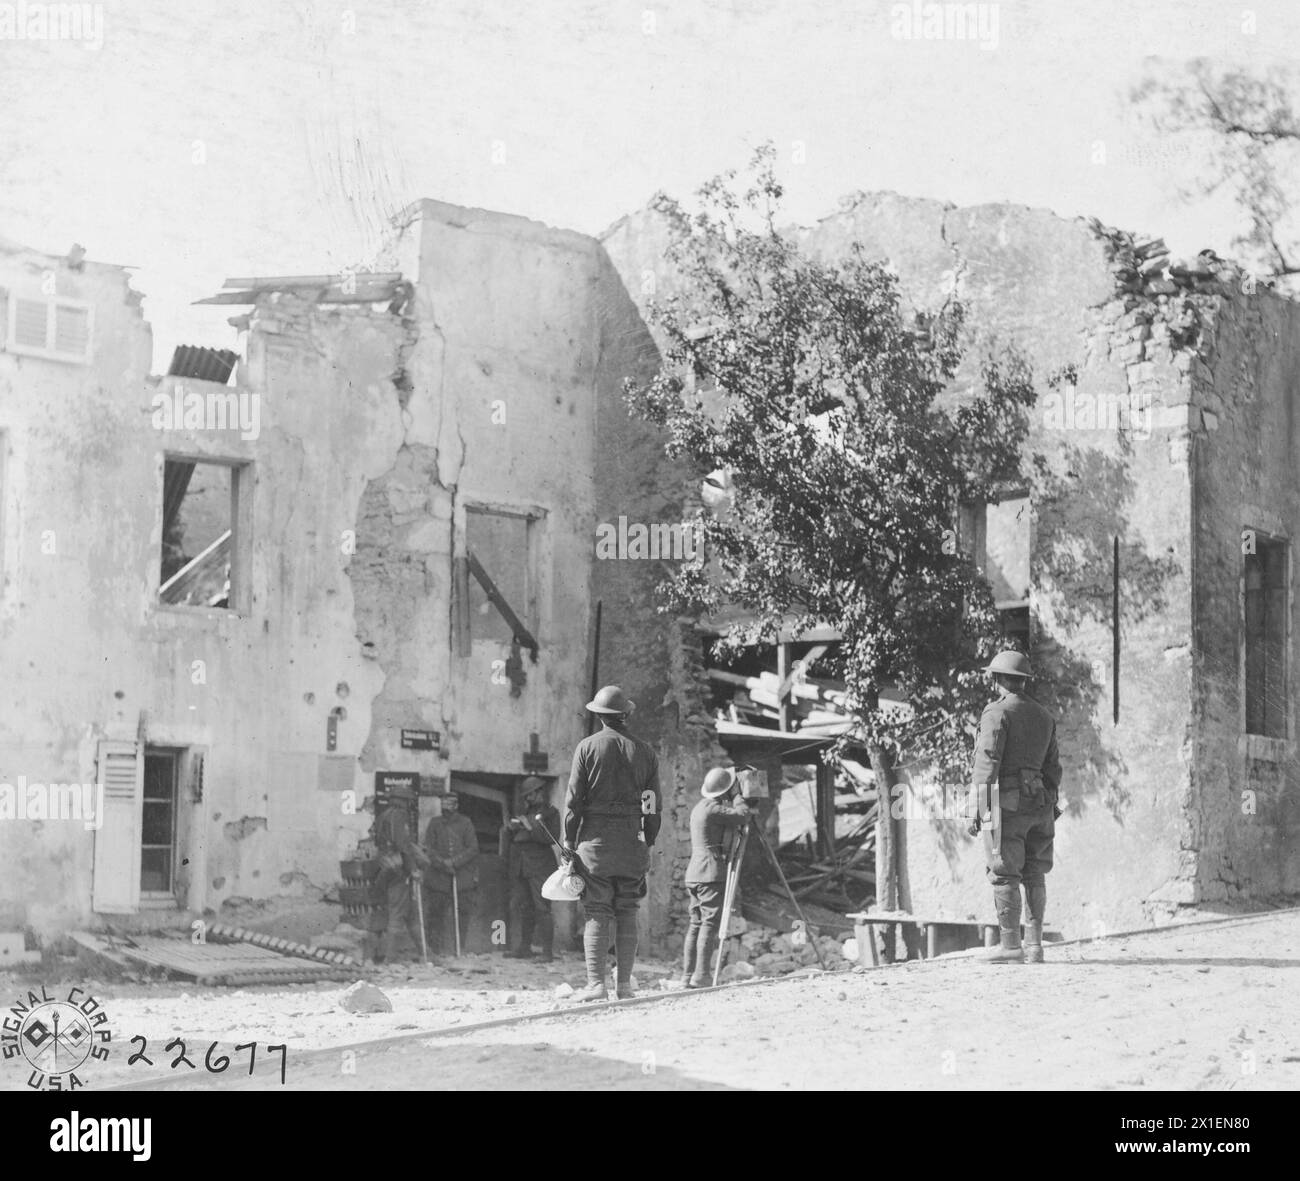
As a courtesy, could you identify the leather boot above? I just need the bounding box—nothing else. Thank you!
[984,884,1024,964]
[681,925,700,983]
[614,911,638,999]
[574,917,610,1002]
[689,930,717,988]
[1024,883,1046,964]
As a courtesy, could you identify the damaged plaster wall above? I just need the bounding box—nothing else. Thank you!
[808,197,1205,935]
[600,193,1224,937]
[590,229,724,949]
[0,241,154,935]
[1185,275,1300,905]
[345,202,610,944]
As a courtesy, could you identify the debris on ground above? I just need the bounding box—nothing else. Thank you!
[340,982,393,1013]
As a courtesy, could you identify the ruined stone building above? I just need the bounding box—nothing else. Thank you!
[1,190,1296,954]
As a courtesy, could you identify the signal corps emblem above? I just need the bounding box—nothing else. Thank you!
[2,985,112,1090]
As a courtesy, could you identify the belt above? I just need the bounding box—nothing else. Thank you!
[585,805,643,817]
[1002,770,1045,789]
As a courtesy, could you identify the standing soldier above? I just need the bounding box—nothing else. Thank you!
[563,685,661,1002]
[504,776,561,962]
[373,782,429,963]
[423,790,480,956]
[682,767,751,988]
[967,651,1063,964]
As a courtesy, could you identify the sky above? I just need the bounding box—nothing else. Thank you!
[1,0,1297,369]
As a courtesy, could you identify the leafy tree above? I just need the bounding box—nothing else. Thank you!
[624,146,1037,926]
[1133,62,1300,285]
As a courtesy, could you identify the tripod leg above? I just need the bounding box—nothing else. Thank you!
[754,822,828,970]
[712,827,749,986]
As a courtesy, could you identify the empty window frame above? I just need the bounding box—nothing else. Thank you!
[960,493,1031,643]
[1244,533,1289,739]
[458,506,540,650]
[159,457,250,611]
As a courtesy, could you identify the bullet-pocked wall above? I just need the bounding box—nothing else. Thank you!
[598,193,1295,938]
[353,202,608,943]
[0,242,155,935]
[1187,286,1300,905]
[0,245,404,936]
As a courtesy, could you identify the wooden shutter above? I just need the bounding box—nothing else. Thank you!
[5,295,93,362]
[92,739,143,914]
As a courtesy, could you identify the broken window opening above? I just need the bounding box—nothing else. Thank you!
[1244,533,1289,739]
[457,506,542,658]
[960,493,1031,648]
[159,457,245,609]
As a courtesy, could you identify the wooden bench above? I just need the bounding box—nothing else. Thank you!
[846,911,999,964]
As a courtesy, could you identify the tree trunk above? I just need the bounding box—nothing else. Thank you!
[869,740,899,963]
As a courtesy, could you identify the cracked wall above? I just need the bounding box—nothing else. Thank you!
[601,192,1261,937]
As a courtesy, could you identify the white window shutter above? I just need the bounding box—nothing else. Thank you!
[92,739,142,914]
[12,298,48,349]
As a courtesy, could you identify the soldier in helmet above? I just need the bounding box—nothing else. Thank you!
[967,651,1063,964]
[373,782,429,963]
[503,776,561,962]
[682,767,751,988]
[563,684,662,1001]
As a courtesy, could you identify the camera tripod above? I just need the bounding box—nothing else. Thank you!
[712,815,828,986]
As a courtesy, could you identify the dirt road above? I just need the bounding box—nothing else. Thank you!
[64,910,1300,1092]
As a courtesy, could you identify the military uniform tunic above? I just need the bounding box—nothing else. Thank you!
[563,721,661,916]
[971,687,1062,889]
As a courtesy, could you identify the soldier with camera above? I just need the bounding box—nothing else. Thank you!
[682,767,751,988]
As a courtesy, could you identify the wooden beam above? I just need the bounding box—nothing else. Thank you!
[777,643,829,700]
[777,643,792,731]
[223,273,403,289]
[466,547,539,654]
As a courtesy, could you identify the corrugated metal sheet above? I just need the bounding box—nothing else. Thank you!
[167,345,238,384]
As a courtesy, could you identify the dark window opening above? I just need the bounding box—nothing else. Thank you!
[141,749,179,894]
[999,605,1031,651]
[1245,535,1288,739]
[160,458,241,608]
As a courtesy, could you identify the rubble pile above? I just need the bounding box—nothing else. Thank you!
[714,915,854,981]
[1088,220,1263,301]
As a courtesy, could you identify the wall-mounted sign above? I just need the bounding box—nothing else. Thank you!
[401,729,441,751]
[375,771,419,794]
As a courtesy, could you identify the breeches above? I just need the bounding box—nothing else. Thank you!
[581,872,647,920]
[686,882,725,934]
[984,804,1055,888]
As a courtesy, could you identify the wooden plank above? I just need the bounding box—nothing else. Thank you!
[466,547,539,654]
[223,273,402,289]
